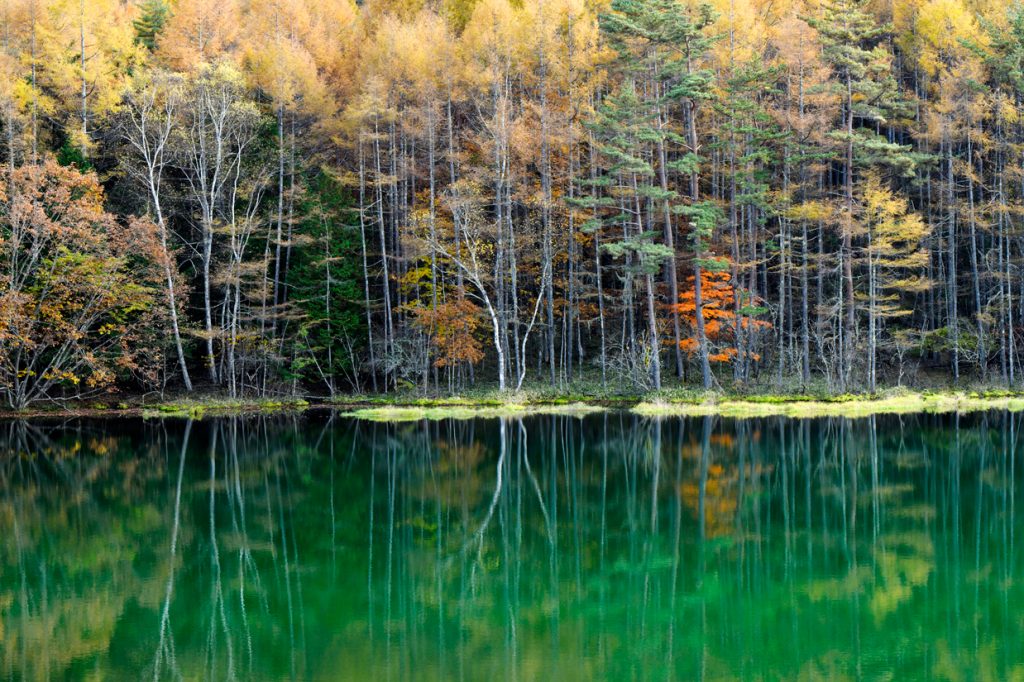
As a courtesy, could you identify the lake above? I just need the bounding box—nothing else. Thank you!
[0,411,1021,680]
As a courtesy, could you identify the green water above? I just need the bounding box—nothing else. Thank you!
[0,411,1022,681]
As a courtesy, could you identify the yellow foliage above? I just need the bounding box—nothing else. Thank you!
[901,0,984,77]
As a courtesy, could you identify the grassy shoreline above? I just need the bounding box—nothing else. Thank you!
[5,387,1024,420]
[630,391,1024,419]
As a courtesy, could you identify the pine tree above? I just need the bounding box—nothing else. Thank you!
[581,84,674,389]
[711,60,786,383]
[595,0,720,388]
[133,0,169,51]
[804,0,915,388]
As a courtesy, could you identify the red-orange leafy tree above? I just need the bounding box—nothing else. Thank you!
[0,160,164,409]
[412,296,486,369]
[669,269,770,364]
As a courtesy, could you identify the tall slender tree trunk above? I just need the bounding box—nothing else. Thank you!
[29,0,37,163]
[801,220,811,385]
[646,272,661,390]
[658,120,684,380]
[273,103,286,337]
[588,132,608,388]
[842,75,856,390]
[946,136,959,383]
[79,0,87,158]
[537,11,557,387]
[202,216,216,383]
[153,192,192,391]
[867,223,877,393]
[967,124,985,379]
[357,137,378,392]
[687,100,713,389]
[373,117,394,391]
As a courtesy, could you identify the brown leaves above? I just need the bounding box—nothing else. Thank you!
[0,159,164,408]
[412,295,486,368]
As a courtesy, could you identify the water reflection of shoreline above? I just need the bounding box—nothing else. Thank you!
[0,411,1020,680]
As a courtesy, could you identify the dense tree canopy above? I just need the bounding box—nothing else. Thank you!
[3,0,1024,404]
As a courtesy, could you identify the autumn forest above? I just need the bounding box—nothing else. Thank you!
[1,0,1022,408]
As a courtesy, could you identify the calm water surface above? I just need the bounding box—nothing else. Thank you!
[1,411,1022,680]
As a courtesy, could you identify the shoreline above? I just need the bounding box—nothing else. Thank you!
[4,389,1024,421]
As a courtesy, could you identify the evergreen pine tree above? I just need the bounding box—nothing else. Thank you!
[592,0,720,388]
[804,0,915,388]
[133,0,169,51]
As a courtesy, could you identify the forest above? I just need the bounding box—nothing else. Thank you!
[1,0,1023,408]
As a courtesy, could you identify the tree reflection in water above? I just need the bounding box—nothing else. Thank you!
[0,411,1023,680]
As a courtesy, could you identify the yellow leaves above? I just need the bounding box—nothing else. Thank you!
[40,370,81,385]
[861,172,931,250]
[85,367,114,388]
[901,0,985,79]
[786,200,833,223]
[199,59,248,92]
[994,91,1020,124]
[364,0,427,22]
[0,53,21,102]
[399,265,433,295]
[241,0,339,117]
[707,0,767,63]
[459,0,524,88]
[362,11,454,95]
[860,172,932,324]
[158,0,242,70]
[8,0,143,146]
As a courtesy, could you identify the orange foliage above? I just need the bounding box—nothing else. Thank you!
[668,269,770,364]
[412,296,486,368]
[0,160,164,407]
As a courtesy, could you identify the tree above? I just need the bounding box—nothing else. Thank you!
[120,70,193,391]
[157,0,240,70]
[412,295,486,370]
[804,0,915,389]
[32,0,142,159]
[172,60,263,389]
[133,0,169,50]
[770,12,835,386]
[670,264,770,366]
[708,59,787,383]
[2,0,1023,400]
[860,173,931,392]
[588,0,720,389]
[286,171,367,395]
[583,84,673,390]
[0,160,162,409]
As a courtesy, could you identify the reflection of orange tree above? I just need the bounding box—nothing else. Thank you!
[668,267,771,363]
[409,439,489,512]
[678,434,742,538]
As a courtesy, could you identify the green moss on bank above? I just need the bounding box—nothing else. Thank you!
[342,402,605,422]
[8,385,1024,421]
[631,391,1024,419]
[142,397,309,419]
[336,386,1024,421]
